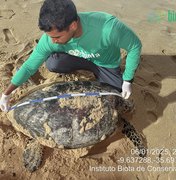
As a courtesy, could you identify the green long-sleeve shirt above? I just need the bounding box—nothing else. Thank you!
[11,11,142,86]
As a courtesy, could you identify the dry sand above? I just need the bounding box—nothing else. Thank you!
[0,0,176,179]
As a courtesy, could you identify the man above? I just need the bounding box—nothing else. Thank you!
[0,0,142,112]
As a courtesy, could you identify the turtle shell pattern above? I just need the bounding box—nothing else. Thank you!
[10,81,122,148]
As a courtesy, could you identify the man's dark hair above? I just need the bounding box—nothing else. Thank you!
[38,0,78,32]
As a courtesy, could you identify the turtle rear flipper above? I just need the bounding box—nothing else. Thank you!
[23,140,43,172]
[120,117,147,158]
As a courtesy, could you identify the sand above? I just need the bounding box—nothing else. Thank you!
[0,0,176,179]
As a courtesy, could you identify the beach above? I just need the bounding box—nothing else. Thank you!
[0,0,176,179]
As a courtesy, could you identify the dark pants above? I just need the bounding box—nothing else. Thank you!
[45,53,123,92]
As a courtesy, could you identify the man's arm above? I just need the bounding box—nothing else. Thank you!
[11,33,54,86]
[0,33,55,111]
[119,24,142,99]
[110,18,142,98]
[4,83,17,95]
[113,20,142,81]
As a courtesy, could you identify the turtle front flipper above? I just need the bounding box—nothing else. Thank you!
[120,117,147,158]
[23,140,44,172]
[116,98,135,114]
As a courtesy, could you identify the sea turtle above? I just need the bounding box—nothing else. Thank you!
[7,81,146,172]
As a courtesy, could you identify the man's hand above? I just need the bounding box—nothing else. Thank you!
[0,93,10,112]
[121,81,132,99]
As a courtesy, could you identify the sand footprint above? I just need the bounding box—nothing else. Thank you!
[0,9,15,19]
[146,110,158,123]
[134,74,161,93]
[146,72,162,92]
[148,81,161,92]
[2,29,17,44]
[153,72,162,81]
[142,90,157,109]
[141,91,159,123]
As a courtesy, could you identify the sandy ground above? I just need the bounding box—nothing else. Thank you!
[0,0,176,179]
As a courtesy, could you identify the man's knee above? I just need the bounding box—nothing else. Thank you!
[45,53,71,73]
[45,60,58,73]
[45,53,68,73]
[46,62,72,73]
